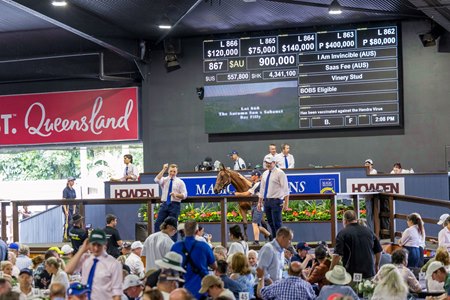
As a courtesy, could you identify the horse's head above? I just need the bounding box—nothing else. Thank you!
[213,163,231,194]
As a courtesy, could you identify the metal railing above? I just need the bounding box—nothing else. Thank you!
[2,194,337,246]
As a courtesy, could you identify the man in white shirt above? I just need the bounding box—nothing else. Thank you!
[65,229,123,300]
[229,150,246,170]
[275,144,295,169]
[263,144,278,169]
[125,241,145,278]
[142,216,178,272]
[120,154,139,181]
[258,155,290,236]
[365,159,377,174]
[154,163,187,238]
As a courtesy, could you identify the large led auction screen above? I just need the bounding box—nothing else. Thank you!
[202,23,402,134]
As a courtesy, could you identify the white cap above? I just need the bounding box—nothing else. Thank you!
[365,159,373,165]
[123,274,143,290]
[426,261,445,279]
[437,213,450,225]
[264,155,275,163]
[61,244,74,255]
[131,241,143,250]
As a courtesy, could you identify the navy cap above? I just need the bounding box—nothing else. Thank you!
[251,170,261,177]
[67,282,91,296]
[229,150,238,156]
[19,268,33,276]
[296,241,311,251]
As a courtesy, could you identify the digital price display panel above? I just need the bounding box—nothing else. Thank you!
[202,23,402,134]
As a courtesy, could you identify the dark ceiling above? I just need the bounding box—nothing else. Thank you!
[0,0,448,84]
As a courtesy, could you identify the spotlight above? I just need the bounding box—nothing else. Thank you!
[196,87,204,100]
[328,0,342,15]
[165,54,180,72]
[158,15,172,30]
[419,25,445,47]
[164,39,181,72]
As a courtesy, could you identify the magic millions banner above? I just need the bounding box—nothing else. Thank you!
[180,173,340,196]
[0,87,139,146]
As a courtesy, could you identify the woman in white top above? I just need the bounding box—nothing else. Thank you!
[372,264,409,300]
[45,257,70,290]
[399,213,425,268]
[227,225,249,259]
[438,215,450,251]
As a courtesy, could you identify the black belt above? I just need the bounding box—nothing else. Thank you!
[265,198,282,200]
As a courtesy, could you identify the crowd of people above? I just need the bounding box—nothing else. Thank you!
[1,208,449,300]
[0,147,432,300]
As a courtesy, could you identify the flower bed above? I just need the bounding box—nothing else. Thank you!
[139,200,366,223]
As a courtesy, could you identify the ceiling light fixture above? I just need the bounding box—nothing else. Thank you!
[158,16,172,30]
[52,0,67,7]
[328,0,343,15]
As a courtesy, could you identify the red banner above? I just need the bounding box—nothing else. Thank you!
[0,87,139,146]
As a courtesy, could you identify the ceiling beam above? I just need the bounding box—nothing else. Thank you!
[265,0,424,18]
[2,0,142,61]
[408,0,450,32]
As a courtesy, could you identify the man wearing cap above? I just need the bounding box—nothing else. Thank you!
[262,144,278,169]
[145,251,186,289]
[258,154,289,235]
[291,242,314,269]
[275,143,295,169]
[316,266,359,300]
[257,261,315,300]
[13,268,41,298]
[65,229,123,300]
[61,244,74,265]
[199,275,235,300]
[8,242,19,257]
[123,274,144,300]
[143,216,178,272]
[364,159,377,174]
[154,163,187,239]
[63,177,77,241]
[235,170,271,245]
[229,150,246,170]
[125,241,145,278]
[437,214,450,252]
[69,214,88,254]
[67,282,91,300]
[171,220,216,299]
[426,261,450,296]
[117,241,132,265]
[157,268,185,299]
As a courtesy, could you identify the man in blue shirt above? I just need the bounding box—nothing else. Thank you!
[171,220,217,299]
[257,227,293,283]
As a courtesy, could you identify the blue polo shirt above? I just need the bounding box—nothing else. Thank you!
[171,236,216,299]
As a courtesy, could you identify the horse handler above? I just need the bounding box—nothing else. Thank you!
[154,163,187,241]
[235,169,272,245]
[257,155,290,236]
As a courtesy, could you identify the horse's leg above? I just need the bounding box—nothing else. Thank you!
[239,206,248,241]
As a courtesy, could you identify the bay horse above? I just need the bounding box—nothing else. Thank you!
[213,163,253,240]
